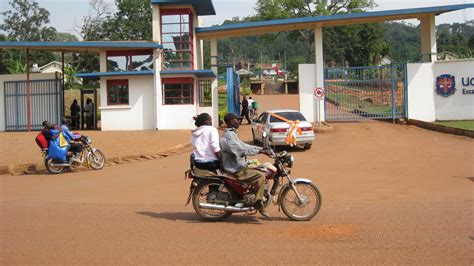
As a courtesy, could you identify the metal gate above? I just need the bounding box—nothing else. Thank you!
[226,67,241,114]
[324,64,407,121]
[4,79,62,131]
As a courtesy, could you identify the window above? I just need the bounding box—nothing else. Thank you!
[106,50,153,72]
[162,78,193,105]
[198,80,212,107]
[160,9,194,70]
[107,79,129,105]
[269,112,307,123]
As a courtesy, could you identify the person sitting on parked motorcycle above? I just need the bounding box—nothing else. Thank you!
[220,113,273,217]
[41,121,54,142]
[60,118,83,161]
[191,113,221,173]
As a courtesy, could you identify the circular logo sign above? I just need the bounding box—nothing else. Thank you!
[313,87,325,100]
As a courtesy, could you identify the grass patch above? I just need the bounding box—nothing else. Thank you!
[218,92,227,121]
[435,120,474,131]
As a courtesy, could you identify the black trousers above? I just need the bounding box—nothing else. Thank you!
[241,108,251,124]
[69,143,84,155]
[194,161,221,174]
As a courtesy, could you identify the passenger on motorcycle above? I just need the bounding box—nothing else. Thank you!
[191,113,221,173]
[60,118,83,161]
[220,113,273,217]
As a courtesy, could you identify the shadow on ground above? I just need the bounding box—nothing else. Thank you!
[136,211,286,224]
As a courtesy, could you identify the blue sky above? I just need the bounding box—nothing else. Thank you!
[1,0,473,38]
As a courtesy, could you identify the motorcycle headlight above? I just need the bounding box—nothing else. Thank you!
[86,137,92,145]
[283,154,294,168]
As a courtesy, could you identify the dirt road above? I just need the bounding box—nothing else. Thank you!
[1,118,473,264]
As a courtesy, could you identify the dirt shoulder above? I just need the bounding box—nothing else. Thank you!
[0,130,191,167]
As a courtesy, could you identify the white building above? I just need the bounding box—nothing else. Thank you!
[0,0,219,131]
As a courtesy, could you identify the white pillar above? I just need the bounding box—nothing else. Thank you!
[152,5,162,129]
[314,26,325,122]
[99,50,107,109]
[419,14,437,63]
[153,50,163,130]
[195,17,204,70]
[152,5,161,42]
[211,39,219,127]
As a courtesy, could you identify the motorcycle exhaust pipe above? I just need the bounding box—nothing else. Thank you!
[199,203,253,212]
[50,163,71,167]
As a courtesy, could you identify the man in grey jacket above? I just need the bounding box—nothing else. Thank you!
[220,113,272,217]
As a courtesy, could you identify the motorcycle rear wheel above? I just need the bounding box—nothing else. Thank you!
[45,158,66,174]
[280,181,322,221]
[192,181,233,222]
[88,149,105,170]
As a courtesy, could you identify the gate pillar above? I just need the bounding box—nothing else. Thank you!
[312,26,325,123]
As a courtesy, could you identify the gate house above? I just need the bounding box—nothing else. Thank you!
[1,2,473,130]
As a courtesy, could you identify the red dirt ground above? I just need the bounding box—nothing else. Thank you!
[1,94,473,264]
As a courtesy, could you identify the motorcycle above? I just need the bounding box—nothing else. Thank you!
[43,135,106,174]
[185,132,322,221]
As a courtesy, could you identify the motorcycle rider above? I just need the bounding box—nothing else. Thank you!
[220,113,272,217]
[191,113,221,173]
[60,118,83,162]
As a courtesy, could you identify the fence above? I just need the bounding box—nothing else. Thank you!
[4,79,62,131]
[324,64,407,121]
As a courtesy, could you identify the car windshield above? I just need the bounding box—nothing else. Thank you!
[269,112,307,123]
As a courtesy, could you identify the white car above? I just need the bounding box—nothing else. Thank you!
[251,109,314,149]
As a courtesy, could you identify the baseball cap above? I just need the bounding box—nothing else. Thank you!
[223,113,242,124]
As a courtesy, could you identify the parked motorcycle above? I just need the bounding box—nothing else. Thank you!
[43,135,106,174]
[185,132,322,221]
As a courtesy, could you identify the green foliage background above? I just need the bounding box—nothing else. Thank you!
[0,0,473,77]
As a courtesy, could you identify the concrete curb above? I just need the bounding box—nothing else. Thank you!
[407,119,474,138]
[0,143,192,176]
[312,122,334,133]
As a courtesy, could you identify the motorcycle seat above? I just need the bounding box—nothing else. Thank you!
[192,168,238,180]
[192,168,217,177]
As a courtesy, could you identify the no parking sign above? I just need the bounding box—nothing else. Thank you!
[313,87,325,100]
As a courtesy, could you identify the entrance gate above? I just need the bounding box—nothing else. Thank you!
[4,79,62,131]
[324,64,407,121]
[226,67,241,115]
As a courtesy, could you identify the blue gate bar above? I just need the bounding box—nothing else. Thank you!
[324,64,407,121]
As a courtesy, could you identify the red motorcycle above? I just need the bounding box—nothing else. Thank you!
[185,134,322,221]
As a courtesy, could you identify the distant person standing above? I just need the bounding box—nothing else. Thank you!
[240,95,251,124]
[70,99,80,130]
[247,97,255,119]
[84,98,94,129]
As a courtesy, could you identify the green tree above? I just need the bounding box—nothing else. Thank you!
[71,0,111,85]
[252,0,386,67]
[0,0,57,73]
[0,0,56,41]
[101,0,152,41]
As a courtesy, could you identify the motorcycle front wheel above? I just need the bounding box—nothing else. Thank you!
[87,149,105,170]
[192,181,233,222]
[45,158,66,174]
[280,181,322,221]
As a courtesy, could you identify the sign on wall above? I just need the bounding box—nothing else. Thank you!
[436,74,474,97]
[432,60,474,121]
[435,74,456,97]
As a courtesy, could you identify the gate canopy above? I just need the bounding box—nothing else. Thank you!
[0,41,162,53]
[196,4,474,39]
